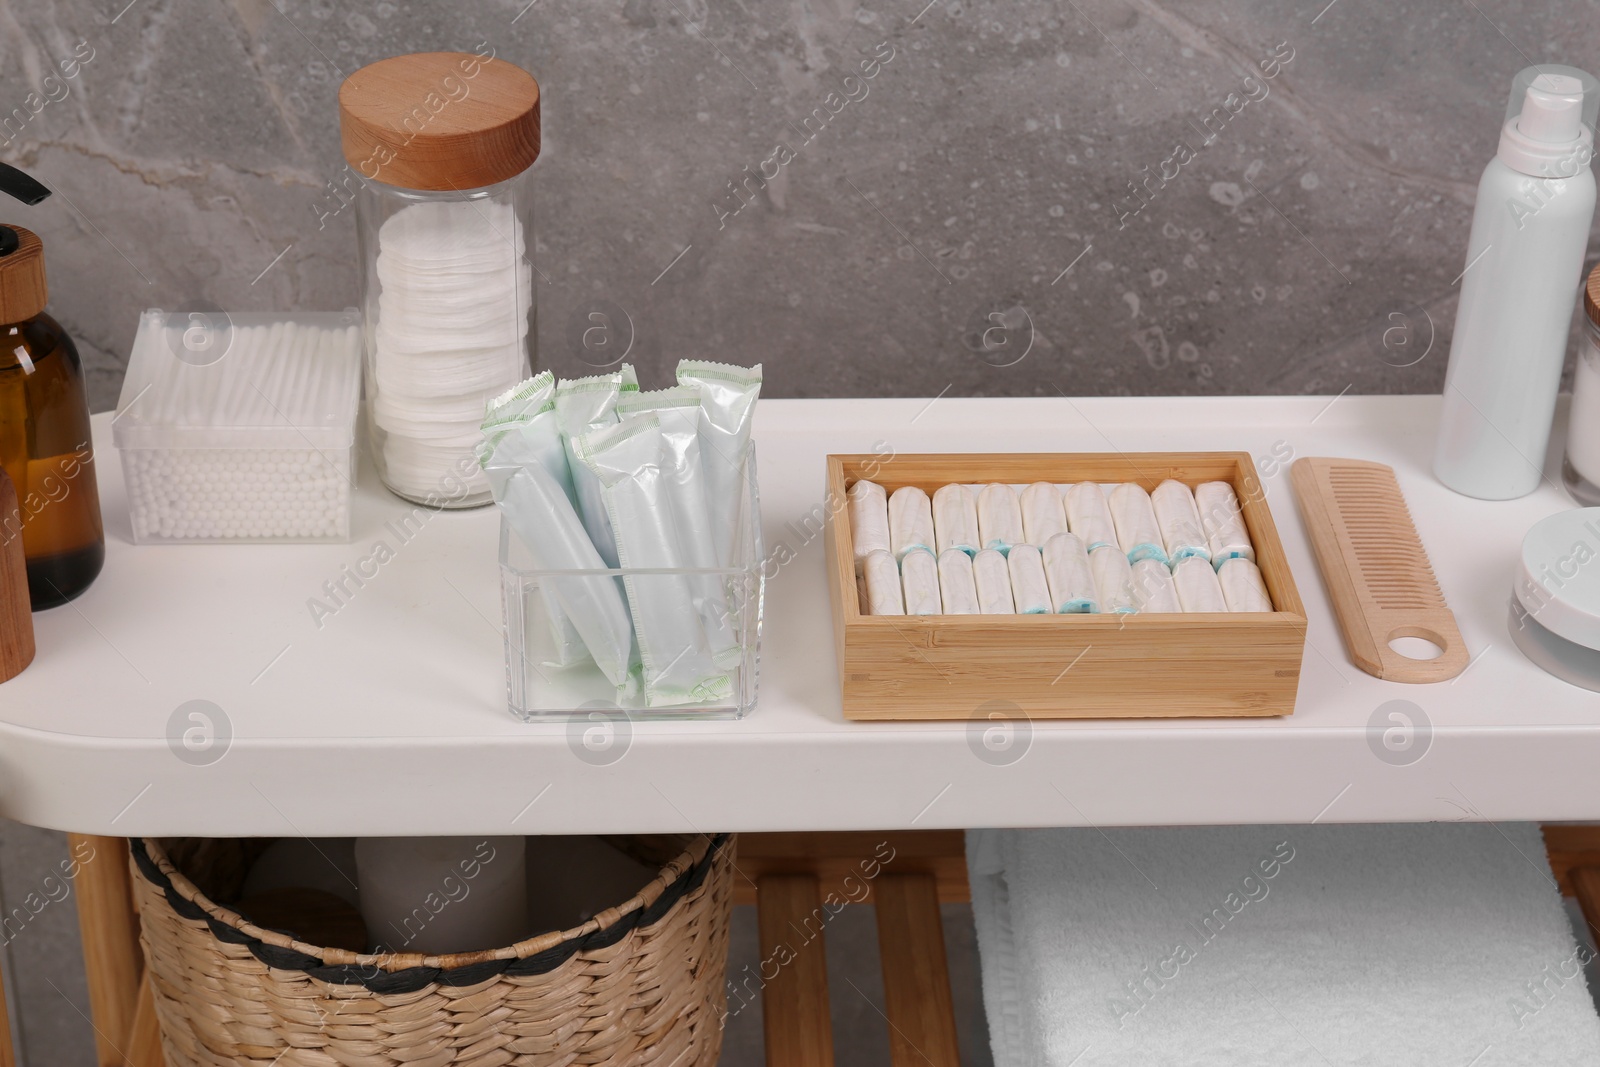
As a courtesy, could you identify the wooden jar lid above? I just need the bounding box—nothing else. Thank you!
[339,52,540,192]
[0,226,47,324]
[1586,262,1600,330]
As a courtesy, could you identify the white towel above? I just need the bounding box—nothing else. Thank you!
[968,824,1600,1066]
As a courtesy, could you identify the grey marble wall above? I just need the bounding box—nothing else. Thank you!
[3,0,1597,414]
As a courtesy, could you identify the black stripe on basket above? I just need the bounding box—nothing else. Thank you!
[129,834,728,992]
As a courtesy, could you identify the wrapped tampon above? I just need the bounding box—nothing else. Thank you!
[1109,483,1169,565]
[977,484,1024,556]
[1174,555,1228,612]
[932,483,980,557]
[1007,544,1052,614]
[1042,532,1097,613]
[481,373,587,667]
[847,480,892,574]
[1151,479,1211,563]
[937,549,980,614]
[554,370,631,567]
[889,486,936,561]
[480,422,636,687]
[1194,481,1256,565]
[1218,557,1273,612]
[863,549,904,615]
[1020,482,1068,545]
[973,549,1015,613]
[1089,544,1136,613]
[901,547,943,615]
[1130,558,1181,613]
[617,387,738,668]
[577,416,730,706]
[679,360,762,566]
[1064,482,1117,552]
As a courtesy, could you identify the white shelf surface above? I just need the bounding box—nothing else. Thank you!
[5,396,1596,837]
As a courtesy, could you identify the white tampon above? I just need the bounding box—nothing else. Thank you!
[901,547,943,615]
[1064,482,1117,552]
[1020,482,1068,545]
[863,549,904,615]
[1109,483,1169,565]
[847,480,891,574]
[1218,557,1273,612]
[977,484,1024,556]
[1174,555,1227,612]
[938,549,980,614]
[1151,479,1211,564]
[1130,558,1181,613]
[932,483,980,556]
[1007,543,1052,614]
[973,548,1015,613]
[1194,481,1256,565]
[889,486,936,561]
[1089,544,1136,614]
[1042,532,1097,613]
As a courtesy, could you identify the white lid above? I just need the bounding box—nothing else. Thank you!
[1497,65,1598,177]
[113,310,362,451]
[1513,507,1600,650]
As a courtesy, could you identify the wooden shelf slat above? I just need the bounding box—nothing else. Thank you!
[757,874,835,1067]
[876,873,961,1067]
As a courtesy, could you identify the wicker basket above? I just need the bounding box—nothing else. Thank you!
[130,833,734,1066]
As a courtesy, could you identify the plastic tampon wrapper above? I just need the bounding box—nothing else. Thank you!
[1174,555,1228,612]
[937,549,980,614]
[1131,558,1181,613]
[889,486,936,561]
[973,548,1015,613]
[1218,557,1273,612]
[847,480,891,574]
[977,484,1024,556]
[1194,481,1256,565]
[577,415,730,706]
[1064,482,1117,552]
[678,360,761,566]
[1042,533,1097,613]
[1151,479,1211,563]
[932,483,980,557]
[554,371,627,567]
[480,424,636,687]
[1109,483,1169,565]
[901,548,943,615]
[1089,544,1136,613]
[1007,544,1052,614]
[1020,482,1068,545]
[863,549,904,615]
[617,387,738,668]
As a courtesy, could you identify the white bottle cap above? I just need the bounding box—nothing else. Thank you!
[1497,65,1598,177]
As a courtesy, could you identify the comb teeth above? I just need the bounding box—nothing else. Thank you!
[1325,471,1445,610]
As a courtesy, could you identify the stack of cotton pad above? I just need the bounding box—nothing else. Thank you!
[112,311,362,543]
[848,478,1272,616]
[370,199,532,502]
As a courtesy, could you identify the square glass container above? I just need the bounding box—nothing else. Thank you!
[112,309,362,544]
[498,456,764,721]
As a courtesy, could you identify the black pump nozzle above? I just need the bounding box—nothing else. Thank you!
[0,162,49,207]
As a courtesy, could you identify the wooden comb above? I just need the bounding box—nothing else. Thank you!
[1290,457,1468,682]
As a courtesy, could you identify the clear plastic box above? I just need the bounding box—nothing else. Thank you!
[499,457,764,721]
[112,310,362,544]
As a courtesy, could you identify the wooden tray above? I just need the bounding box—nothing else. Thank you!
[824,452,1307,720]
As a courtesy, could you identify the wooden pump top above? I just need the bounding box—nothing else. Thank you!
[338,52,541,192]
[0,226,47,324]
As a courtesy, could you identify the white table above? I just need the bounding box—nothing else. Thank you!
[5,396,1594,839]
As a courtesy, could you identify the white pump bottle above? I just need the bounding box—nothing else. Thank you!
[1434,67,1598,500]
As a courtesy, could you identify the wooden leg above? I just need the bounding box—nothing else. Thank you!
[0,928,17,1067]
[1572,866,1600,948]
[875,873,961,1067]
[69,835,142,1067]
[126,972,163,1067]
[756,874,835,1067]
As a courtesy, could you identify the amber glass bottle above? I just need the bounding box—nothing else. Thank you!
[0,216,104,609]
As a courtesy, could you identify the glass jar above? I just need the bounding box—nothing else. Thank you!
[340,51,541,508]
[1563,265,1600,506]
[0,226,104,609]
